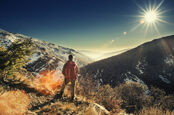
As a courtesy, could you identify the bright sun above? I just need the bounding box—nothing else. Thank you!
[144,10,158,23]
[135,0,168,35]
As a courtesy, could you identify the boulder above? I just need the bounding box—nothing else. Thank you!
[85,103,110,115]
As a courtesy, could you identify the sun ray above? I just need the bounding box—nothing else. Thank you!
[152,0,157,10]
[153,23,160,35]
[131,23,141,32]
[144,23,150,37]
[157,18,170,24]
[148,0,152,10]
[155,0,164,11]
[136,3,147,13]
[158,10,169,15]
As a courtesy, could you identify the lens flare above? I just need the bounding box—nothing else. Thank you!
[34,70,64,95]
[140,20,145,24]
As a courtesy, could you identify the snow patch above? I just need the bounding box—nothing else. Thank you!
[56,61,64,71]
[164,56,174,66]
[124,71,149,94]
[136,61,144,74]
[28,53,43,64]
[124,71,146,86]
[99,78,103,83]
[159,75,171,84]
[4,33,20,42]
[135,58,147,75]
[94,69,104,79]
[0,38,11,47]
[14,33,30,39]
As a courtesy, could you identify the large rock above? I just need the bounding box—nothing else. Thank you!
[85,103,110,115]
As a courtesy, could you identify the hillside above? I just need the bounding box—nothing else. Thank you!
[81,35,174,93]
[0,29,96,114]
[0,29,92,76]
[0,29,174,114]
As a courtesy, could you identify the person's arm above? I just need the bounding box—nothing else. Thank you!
[62,63,67,76]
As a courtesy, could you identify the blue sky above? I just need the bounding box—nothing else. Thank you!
[0,0,174,52]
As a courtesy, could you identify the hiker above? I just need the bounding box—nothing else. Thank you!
[60,55,78,100]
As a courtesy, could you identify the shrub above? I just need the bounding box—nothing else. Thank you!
[75,75,99,101]
[138,107,174,115]
[160,95,174,111]
[75,76,122,113]
[115,82,148,113]
[149,86,166,106]
[148,87,174,111]
[95,85,122,113]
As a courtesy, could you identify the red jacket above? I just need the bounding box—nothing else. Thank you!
[62,61,78,81]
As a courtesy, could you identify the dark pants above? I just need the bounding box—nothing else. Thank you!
[60,78,76,100]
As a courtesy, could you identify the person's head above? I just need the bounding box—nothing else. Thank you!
[68,55,73,61]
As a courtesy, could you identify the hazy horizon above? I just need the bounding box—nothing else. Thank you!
[1,27,174,60]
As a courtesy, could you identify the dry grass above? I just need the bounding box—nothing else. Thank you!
[75,76,99,102]
[62,82,74,99]
[0,90,30,115]
[75,76,122,114]
[138,107,174,115]
[40,101,77,112]
[35,101,89,115]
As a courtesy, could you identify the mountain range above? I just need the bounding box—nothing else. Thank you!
[81,35,174,93]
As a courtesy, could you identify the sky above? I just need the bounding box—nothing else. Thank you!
[0,0,174,55]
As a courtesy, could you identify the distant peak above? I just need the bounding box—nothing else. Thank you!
[0,28,8,33]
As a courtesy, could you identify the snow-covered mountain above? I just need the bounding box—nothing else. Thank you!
[81,35,174,94]
[0,29,92,75]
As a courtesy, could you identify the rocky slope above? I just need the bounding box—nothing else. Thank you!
[81,35,174,94]
[0,29,92,76]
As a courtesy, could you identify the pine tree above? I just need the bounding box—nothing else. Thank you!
[0,38,33,84]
